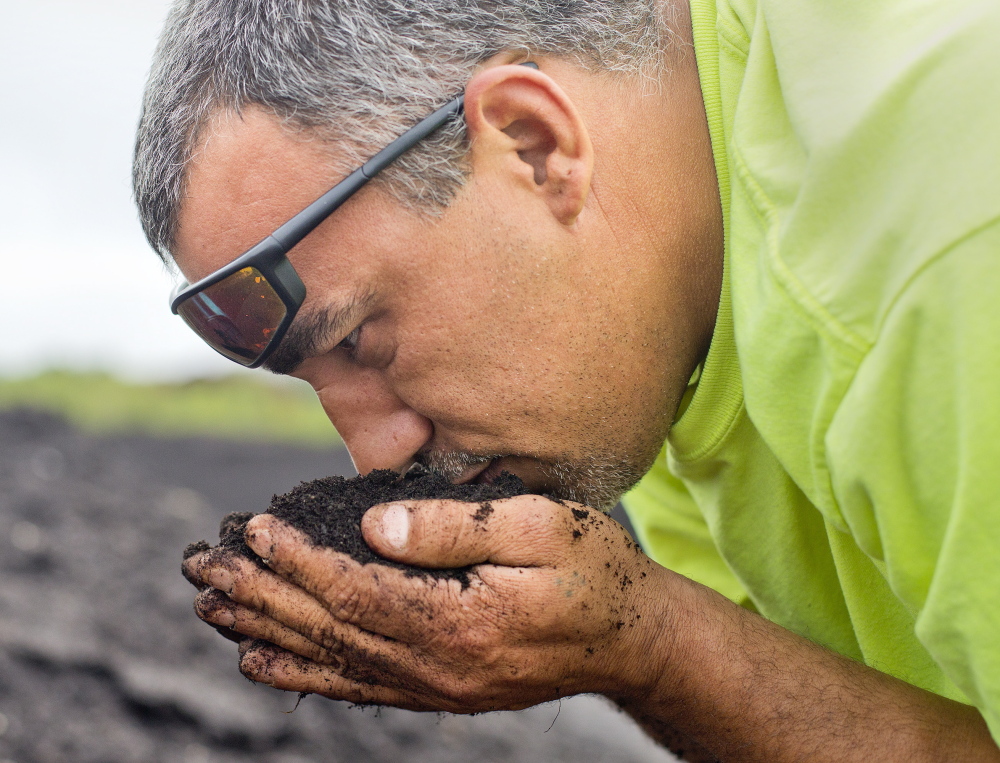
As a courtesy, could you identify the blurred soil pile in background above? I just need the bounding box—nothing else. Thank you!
[0,405,672,763]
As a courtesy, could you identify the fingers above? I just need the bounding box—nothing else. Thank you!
[186,545,419,653]
[196,496,615,663]
[243,515,481,642]
[196,587,420,690]
[237,639,557,715]
[360,494,589,568]
[184,547,329,629]
[238,637,443,707]
[238,640,422,708]
[195,588,340,665]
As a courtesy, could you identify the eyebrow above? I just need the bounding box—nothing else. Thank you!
[263,289,375,375]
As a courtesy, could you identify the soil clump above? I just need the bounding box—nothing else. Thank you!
[197,467,528,587]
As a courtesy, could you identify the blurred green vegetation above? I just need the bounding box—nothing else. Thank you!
[0,370,341,446]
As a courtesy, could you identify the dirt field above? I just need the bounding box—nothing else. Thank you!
[0,408,675,763]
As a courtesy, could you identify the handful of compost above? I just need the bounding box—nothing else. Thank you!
[185,466,529,588]
[181,463,656,720]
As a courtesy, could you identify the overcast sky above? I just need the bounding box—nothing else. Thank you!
[0,0,246,381]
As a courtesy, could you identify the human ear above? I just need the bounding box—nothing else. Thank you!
[463,63,594,226]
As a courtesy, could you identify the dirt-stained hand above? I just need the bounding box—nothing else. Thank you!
[182,496,674,712]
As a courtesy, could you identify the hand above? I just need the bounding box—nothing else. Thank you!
[182,495,671,712]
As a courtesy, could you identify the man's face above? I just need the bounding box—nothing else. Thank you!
[174,101,712,510]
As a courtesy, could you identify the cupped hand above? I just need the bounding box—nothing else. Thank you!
[182,495,673,712]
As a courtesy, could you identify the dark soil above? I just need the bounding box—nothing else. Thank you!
[207,468,528,587]
[0,407,667,763]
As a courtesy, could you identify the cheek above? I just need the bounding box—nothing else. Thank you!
[382,260,663,452]
[390,335,502,416]
[388,320,582,444]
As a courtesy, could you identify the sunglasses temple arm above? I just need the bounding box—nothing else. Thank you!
[361,62,534,183]
[269,63,537,252]
[271,95,465,252]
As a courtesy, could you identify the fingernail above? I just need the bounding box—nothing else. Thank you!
[378,503,410,550]
[208,567,234,593]
[240,644,274,684]
[246,526,273,557]
[213,608,236,628]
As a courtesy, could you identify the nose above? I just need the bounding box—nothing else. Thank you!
[312,369,433,475]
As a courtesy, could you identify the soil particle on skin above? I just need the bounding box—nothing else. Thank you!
[568,506,604,541]
[210,467,528,587]
[472,501,495,523]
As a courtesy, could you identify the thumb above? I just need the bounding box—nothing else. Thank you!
[361,495,569,569]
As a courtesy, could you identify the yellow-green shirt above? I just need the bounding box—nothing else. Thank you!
[623,0,1000,740]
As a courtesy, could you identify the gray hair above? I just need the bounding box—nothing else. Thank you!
[134,0,673,261]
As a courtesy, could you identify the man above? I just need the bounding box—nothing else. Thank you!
[134,0,1000,759]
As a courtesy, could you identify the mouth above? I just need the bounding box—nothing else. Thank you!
[469,457,545,493]
[429,454,546,493]
[472,458,506,485]
[453,457,499,485]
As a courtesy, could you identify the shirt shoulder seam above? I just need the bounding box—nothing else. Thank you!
[871,213,1000,342]
[729,145,869,360]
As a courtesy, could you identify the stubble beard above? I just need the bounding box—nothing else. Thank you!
[415,447,651,513]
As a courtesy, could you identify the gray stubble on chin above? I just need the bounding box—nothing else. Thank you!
[536,457,640,514]
[417,448,637,513]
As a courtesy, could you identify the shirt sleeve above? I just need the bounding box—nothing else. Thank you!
[623,444,749,605]
[826,217,1000,740]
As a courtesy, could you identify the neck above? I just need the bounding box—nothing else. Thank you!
[576,0,724,418]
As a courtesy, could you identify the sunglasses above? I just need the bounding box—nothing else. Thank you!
[170,62,538,368]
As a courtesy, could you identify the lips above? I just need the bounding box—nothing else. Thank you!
[473,458,506,485]
[453,457,497,485]
[446,455,535,490]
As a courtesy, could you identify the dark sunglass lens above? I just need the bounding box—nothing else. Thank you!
[176,267,287,365]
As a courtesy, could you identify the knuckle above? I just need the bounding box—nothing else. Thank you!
[450,514,481,559]
[338,680,378,705]
[249,584,279,615]
[313,648,344,669]
[438,525,467,559]
[514,493,555,516]
[498,494,560,533]
[411,501,474,553]
[322,577,373,626]
[301,609,342,653]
